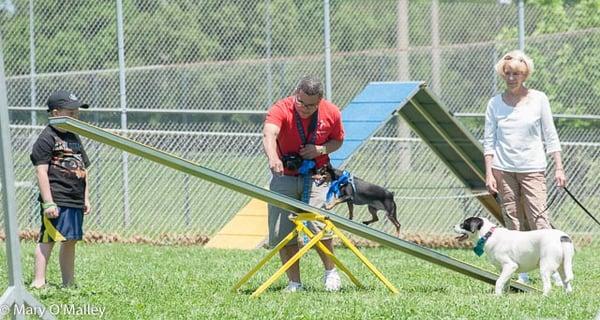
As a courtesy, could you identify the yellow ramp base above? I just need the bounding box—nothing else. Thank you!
[205,199,268,250]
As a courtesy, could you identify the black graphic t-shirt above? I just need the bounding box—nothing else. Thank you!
[30,125,91,208]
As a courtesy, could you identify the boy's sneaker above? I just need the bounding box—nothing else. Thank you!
[517,272,530,285]
[282,281,303,293]
[323,269,341,291]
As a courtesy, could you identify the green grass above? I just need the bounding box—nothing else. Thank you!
[0,243,599,319]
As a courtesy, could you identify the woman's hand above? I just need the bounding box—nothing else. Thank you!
[486,173,498,195]
[555,168,567,187]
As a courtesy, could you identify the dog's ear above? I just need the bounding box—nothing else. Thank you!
[462,217,483,233]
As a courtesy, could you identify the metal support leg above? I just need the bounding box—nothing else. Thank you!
[297,222,363,288]
[233,212,398,297]
[331,225,399,293]
[251,228,326,297]
[232,225,300,292]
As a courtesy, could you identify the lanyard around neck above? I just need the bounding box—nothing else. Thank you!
[293,108,318,145]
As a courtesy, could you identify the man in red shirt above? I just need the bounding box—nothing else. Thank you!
[263,76,345,292]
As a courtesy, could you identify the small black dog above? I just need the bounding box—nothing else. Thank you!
[314,164,401,236]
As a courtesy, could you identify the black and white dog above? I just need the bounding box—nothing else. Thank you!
[454,217,574,296]
[313,164,401,236]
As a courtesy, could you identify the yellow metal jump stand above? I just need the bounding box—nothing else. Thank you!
[232,213,399,297]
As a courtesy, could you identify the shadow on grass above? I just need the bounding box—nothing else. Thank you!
[404,284,449,294]
[235,284,380,295]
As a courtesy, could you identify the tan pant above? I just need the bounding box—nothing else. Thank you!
[267,174,332,248]
[492,169,551,231]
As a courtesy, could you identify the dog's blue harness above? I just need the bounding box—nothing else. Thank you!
[326,170,355,203]
[473,227,496,257]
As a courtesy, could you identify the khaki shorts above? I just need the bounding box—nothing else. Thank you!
[268,174,333,248]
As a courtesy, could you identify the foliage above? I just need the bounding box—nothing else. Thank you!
[1,0,599,126]
[494,0,600,121]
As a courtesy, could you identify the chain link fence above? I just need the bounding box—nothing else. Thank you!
[1,0,599,242]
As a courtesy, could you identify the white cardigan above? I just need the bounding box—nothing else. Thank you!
[483,89,561,173]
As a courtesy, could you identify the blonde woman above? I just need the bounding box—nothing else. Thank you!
[483,50,566,284]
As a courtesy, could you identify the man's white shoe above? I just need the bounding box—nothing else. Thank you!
[324,269,341,291]
[283,281,303,293]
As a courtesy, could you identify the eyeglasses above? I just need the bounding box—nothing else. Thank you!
[296,95,320,109]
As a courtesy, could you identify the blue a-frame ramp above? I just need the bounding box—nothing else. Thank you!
[49,116,531,292]
[330,81,422,167]
[331,81,503,224]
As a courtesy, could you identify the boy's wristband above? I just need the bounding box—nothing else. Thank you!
[41,202,57,210]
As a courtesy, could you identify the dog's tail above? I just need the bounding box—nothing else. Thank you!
[560,235,575,282]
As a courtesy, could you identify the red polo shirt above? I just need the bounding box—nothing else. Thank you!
[265,96,344,175]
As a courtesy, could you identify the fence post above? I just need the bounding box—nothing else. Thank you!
[323,0,332,100]
[28,0,36,127]
[396,0,410,81]
[431,0,441,95]
[1,24,55,319]
[265,0,273,106]
[518,0,525,51]
[0,32,26,318]
[116,0,131,227]
[396,0,411,172]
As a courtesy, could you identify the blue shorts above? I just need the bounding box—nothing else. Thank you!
[38,206,84,243]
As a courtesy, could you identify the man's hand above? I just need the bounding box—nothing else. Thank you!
[299,144,324,159]
[269,157,284,176]
[263,123,283,175]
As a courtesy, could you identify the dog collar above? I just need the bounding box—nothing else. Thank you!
[473,226,496,257]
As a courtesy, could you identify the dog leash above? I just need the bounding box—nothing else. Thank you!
[394,191,491,200]
[497,186,600,229]
[563,186,600,227]
[539,188,560,216]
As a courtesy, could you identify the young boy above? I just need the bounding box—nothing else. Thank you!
[29,90,91,288]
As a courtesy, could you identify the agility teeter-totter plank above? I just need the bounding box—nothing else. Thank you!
[50,116,534,293]
[207,82,424,249]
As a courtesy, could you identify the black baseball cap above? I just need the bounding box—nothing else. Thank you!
[47,90,89,111]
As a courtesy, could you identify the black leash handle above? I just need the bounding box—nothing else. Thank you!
[563,186,600,227]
